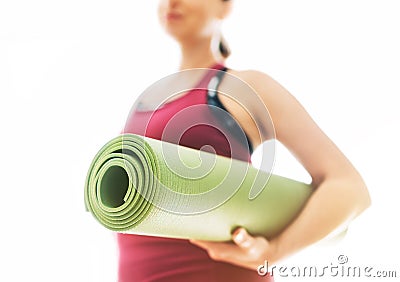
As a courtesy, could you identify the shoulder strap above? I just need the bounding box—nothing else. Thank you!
[206,68,254,154]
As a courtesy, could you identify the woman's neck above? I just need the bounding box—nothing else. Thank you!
[178,36,223,70]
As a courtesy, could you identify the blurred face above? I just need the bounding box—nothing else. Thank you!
[158,0,229,41]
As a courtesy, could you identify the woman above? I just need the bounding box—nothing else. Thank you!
[119,0,371,281]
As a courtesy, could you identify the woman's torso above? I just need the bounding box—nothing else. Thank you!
[119,64,272,282]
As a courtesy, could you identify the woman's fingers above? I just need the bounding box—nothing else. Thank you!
[232,227,256,249]
[189,239,236,261]
[190,228,271,270]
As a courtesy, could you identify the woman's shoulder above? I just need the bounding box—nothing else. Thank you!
[225,68,291,104]
[226,68,265,82]
[216,68,287,146]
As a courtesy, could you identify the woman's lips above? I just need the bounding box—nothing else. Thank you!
[166,12,183,21]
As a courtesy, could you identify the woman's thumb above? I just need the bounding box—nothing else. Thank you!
[232,228,254,249]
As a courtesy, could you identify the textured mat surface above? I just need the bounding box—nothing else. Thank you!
[85,134,313,241]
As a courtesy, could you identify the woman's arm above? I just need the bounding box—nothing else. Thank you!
[190,70,371,270]
[249,70,371,260]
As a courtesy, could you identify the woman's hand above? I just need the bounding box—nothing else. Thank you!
[189,228,278,271]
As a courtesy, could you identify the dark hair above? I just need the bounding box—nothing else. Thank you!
[219,35,231,58]
[219,0,231,58]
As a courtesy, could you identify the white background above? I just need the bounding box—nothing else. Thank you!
[1,1,399,281]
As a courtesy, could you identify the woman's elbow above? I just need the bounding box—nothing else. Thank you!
[350,175,371,217]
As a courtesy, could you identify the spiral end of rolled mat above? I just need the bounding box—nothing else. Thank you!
[84,134,158,231]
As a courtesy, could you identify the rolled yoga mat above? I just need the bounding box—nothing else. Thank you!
[84,133,313,241]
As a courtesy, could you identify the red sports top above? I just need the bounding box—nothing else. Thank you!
[119,64,273,282]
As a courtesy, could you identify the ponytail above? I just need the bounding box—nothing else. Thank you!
[219,35,231,58]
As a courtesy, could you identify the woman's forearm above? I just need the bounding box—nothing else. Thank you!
[269,175,371,264]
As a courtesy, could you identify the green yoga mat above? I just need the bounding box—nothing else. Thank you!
[84,133,313,241]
